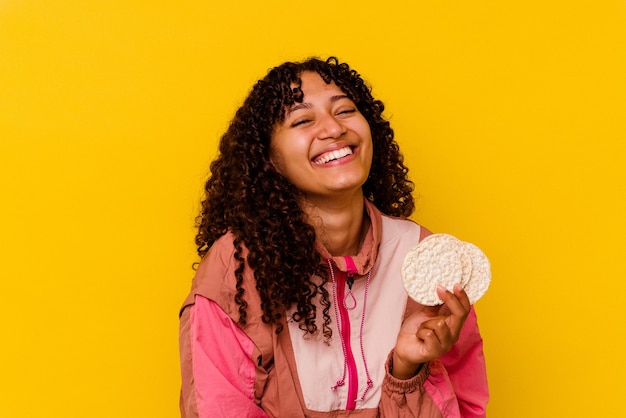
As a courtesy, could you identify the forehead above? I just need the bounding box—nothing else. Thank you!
[298,71,345,95]
[272,70,354,124]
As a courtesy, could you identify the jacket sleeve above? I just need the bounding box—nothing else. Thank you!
[179,295,268,418]
[379,352,444,417]
[438,307,489,417]
[380,307,488,417]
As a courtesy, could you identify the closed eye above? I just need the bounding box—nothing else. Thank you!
[337,108,356,116]
[291,118,311,127]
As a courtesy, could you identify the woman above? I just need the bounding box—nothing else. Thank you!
[179,57,488,417]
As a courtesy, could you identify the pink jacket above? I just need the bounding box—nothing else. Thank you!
[179,200,489,417]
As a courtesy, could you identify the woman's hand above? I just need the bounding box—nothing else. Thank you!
[392,284,471,380]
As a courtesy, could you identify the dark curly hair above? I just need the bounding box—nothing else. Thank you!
[195,56,414,340]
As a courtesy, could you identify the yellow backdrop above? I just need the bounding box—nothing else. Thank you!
[1,1,625,416]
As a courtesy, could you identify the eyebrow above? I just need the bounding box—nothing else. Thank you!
[285,94,351,117]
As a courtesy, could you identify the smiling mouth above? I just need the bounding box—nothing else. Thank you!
[313,146,354,165]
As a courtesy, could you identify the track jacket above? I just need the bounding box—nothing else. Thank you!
[179,199,489,417]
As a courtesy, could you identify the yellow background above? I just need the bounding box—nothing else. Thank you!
[1,1,625,417]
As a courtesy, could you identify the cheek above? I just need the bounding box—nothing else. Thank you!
[362,127,374,160]
[269,130,289,172]
[358,117,373,145]
[269,146,287,175]
[364,140,374,175]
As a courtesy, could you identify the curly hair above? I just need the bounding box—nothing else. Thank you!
[195,56,414,340]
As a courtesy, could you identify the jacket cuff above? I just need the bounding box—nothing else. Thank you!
[384,350,430,393]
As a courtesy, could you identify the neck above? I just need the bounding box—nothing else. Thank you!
[302,190,369,256]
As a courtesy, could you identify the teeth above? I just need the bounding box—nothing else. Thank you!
[314,146,353,165]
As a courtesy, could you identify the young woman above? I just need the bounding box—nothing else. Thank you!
[179,57,489,417]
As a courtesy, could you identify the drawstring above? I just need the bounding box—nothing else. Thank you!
[357,271,374,401]
[328,259,374,403]
[329,259,347,391]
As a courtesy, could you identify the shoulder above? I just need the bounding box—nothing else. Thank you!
[365,199,431,246]
[196,232,239,275]
[181,232,249,319]
[380,214,433,243]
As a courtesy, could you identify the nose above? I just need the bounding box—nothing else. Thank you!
[317,113,346,139]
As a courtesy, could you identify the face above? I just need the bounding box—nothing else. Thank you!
[270,72,373,202]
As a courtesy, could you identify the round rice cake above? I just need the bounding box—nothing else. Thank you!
[401,233,491,305]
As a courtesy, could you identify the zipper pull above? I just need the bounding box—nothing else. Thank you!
[344,271,357,310]
[346,273,355,290]
[343,256,358,310]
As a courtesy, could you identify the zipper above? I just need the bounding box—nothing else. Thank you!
[336,257,359,410]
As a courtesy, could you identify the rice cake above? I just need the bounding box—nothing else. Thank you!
[401,233,491,305]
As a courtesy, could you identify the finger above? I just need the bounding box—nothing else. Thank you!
[415,322,454,358]
[400,305,441,333]
[416,326,441,352]
[419,317,453,349]
[437,285,470,317]
[437,285,470,337]
[453,283,471,310]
